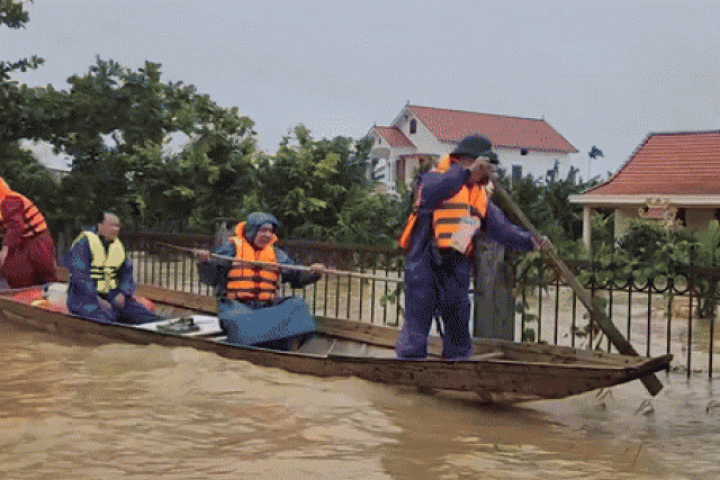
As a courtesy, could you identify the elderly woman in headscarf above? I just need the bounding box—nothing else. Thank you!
[0,176,57,288]
[194,212,326,349]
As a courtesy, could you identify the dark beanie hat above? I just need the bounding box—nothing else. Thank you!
[244,212,281,242]
[451,135,498,164]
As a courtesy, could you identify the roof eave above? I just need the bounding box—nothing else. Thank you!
[437,138,577,154]
[569,194,720,207]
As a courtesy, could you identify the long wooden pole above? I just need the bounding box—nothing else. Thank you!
[491,185,664,396]
[156,243,397,282]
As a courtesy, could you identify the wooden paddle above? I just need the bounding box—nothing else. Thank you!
[156,243,397,282]
[491,184,664,396]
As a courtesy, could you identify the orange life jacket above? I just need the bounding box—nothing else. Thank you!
[398,184,421,252]
[226,226,280,302]
[4,193,48,240]
[433,184,488,250]
[398,155,489,253]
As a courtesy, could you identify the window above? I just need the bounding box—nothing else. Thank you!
[676,208,686,226]
[512,165,522,182]
[409,119,417,134]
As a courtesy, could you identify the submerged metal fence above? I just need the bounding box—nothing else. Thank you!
[515,257,720,379]
[120,232,720,378]
[120,232,407,326]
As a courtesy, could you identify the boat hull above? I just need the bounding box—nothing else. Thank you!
[0,284,672,403]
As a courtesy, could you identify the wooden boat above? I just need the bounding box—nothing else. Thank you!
[0,281,672,404]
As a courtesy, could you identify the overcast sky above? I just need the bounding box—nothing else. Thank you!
[3,0,719,180]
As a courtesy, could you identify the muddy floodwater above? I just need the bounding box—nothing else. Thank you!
[1,321,719,480]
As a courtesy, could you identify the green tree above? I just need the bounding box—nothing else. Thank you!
[503,161,597,251]
[2,1,258,236]
[1,0,27,27]
[2,2,259,236]
[18,56,258,233]
[1,0,50,147]
[246,125,406,246]
[1,1,77,241]
[249,125,364,238]
[130,122,258,233]
[580,217,719,319]
[0,143,58,225]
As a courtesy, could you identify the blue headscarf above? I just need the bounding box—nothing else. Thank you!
[244,212,281,242]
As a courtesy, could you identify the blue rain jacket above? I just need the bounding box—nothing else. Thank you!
[396,164,534,360]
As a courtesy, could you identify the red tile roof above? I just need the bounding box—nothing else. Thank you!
[375,126,415,149]
[583,131,720,196]
[407,105,578,154]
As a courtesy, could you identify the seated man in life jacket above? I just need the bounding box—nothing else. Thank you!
[65,212,160,324]
[193,212,327,349]
[0,176,57,288]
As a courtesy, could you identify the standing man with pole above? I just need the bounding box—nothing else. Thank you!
[396,135,543,360]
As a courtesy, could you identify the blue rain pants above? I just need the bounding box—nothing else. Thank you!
[396,248,473,360]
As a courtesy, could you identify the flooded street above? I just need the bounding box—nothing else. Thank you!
[1,321,719,480]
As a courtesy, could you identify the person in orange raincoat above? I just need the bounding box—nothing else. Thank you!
[0,176,57,288]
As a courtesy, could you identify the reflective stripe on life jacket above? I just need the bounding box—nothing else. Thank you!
[72,231,126,294]
[5,193,48,240]
[226,236,280,302]
[432,185,488,249]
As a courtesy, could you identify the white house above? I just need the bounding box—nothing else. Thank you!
[367,104,578,192]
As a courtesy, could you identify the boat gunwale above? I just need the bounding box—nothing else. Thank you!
[0,283,672,374]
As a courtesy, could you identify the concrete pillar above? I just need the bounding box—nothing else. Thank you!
[472,238,515,341]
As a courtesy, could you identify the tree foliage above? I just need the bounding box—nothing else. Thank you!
[0,1,60,229]
[0,142,58,216]
[242,125,406,246]
[503,161,597,252]
[0,0,29,28]
[2,11,259,235]
[1,0,53,143]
